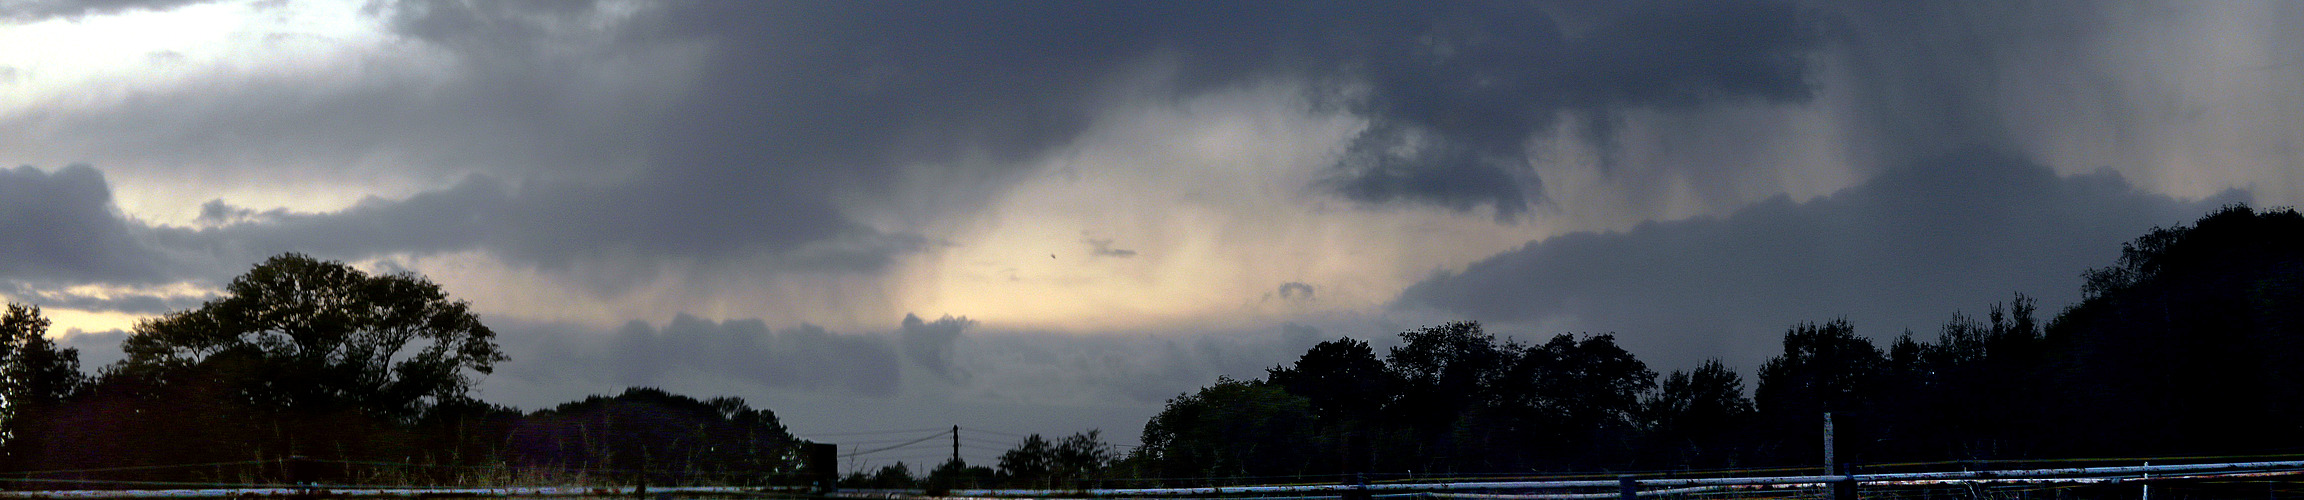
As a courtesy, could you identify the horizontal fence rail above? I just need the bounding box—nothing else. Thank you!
[944,459,2304,498]
[6,459,2304,499]
[0,486,809,499]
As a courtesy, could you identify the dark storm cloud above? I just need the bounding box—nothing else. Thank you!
[898,313,973,380]
[1820,2,2087,165]
[0,165,171,284]
[10,1,1830,281]
[380,0,1826,231]
[0,166,518,290]
[1321,2,1820,217]
[1397,148,2242,369]
[531,314,904,397]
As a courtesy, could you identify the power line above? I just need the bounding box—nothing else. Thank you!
[800,427,951,438]
[844,429,953,457]
[842,435,962,445]
[960,427,1032,438]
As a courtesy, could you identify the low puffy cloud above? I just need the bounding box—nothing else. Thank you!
[1276,282,1315,302]
[0,165,173,285]
[1397,149,2242,369]
[899,313,973,380]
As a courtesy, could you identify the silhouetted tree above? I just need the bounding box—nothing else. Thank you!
[1137,377,1316,481]
[1641,359,1753,468]
[1267,338,1394,430]
[112,253,507,420]
[925,458,995,494]
[997,431,1114,488]
[997,434,1055,486]
[1887,295,2046,459]
[1385,321,1510,471]
[2050,205,2304,456]
[1754,319,1881,464]
[507,387,803,484]
[0,303,85,467]
[844,462,916,489]
[1052,431,1116,486]
[1266,337,1394,475]
[1,304,84,406]
[1473,334,1654,470]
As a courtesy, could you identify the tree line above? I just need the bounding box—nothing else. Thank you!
[1119,205,2304,480]
[1,205,2299,488]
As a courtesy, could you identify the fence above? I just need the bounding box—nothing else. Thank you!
[6,458,2304,499]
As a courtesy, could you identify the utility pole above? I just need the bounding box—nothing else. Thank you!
[953,425,961,464]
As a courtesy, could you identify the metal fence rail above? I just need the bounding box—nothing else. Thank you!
[945,460,2304,499]
[0,486,807,499]
[6,459,2304,499]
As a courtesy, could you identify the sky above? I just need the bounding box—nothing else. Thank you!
[3,0,2302,470]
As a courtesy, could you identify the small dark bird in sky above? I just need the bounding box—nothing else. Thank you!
[1051,254,1057,259]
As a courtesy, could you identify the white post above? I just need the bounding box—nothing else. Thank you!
[1823,412,1840,500]
[1823,412,1836,471]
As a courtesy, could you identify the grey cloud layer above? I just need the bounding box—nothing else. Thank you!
[508,315,907,397]
[17,1,1833,264]
[588,0,1820,217]
[487,314,1330,407]
[1398,148,2241,369]
[12,2,2290,285]
[1320,2,1818,216]
[0,166,171,284]
[0,163,925,301]
[6,0,1845,302]
[6,1,2299,439]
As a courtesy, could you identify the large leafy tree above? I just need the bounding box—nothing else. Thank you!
[996,430,1116,488]
[115,253,507,420]
[1753,319,1881,463]
[0,303,84,459]
[1,303,84,407]
[1137,377,1317,481]
[1385,321,1510,466]
[1266,338,1394,428]
[1641,359,1753,467]
[2050,205,2304,455]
